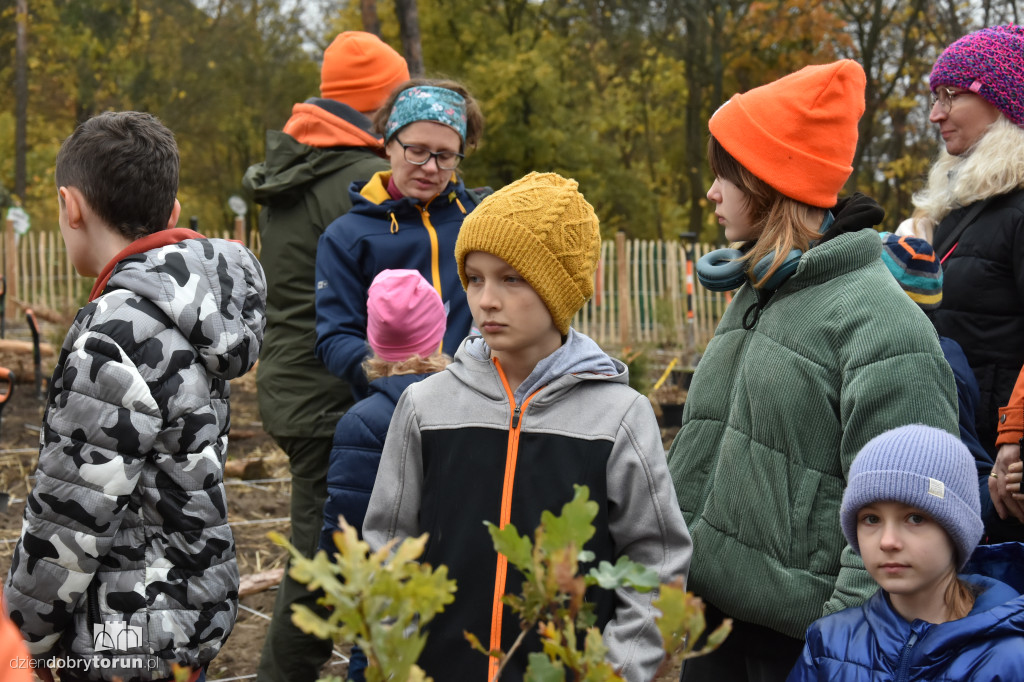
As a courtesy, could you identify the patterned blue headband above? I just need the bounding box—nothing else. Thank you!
[385,86,468,144]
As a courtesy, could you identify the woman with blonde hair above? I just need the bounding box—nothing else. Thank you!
[667,60,959,682]
[898,25,1024,538]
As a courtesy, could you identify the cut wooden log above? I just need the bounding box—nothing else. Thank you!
[0,339,56,385]
[238,567,285,597]
[13,299,74,326]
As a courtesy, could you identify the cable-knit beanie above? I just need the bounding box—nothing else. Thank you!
[366,269,446,361]
[320,31,410,114]
[840,425,983,569]
[878,232,943,310]
[709,59,866,208]
[455,172,601,336]
[930,25,1024,128]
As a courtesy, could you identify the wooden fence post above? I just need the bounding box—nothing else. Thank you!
[4,216,16,323]
[616,231,629,350]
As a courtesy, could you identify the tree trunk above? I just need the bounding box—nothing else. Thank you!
[14,0,28,202]
[394,0,424,77]
[361,0,380,37]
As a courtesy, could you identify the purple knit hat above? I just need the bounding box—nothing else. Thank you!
[929,25,1024,127]
[840,425,983,570]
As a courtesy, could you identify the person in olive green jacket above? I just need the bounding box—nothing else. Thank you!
[669,60,958,682]
[241,32,408,682]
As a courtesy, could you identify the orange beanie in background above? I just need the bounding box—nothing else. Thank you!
[320,31,410,113]
[709,59,866,208]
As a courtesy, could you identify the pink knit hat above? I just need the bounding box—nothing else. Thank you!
[366,269,446,361]
[930,25,1024,127]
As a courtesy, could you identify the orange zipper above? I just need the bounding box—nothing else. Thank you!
[488,357,541,681]
[416,203,443,299]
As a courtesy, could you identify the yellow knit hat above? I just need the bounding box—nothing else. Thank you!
[456,172,601,335]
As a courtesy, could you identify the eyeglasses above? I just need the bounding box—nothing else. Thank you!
[930,86,964,114]
[394,139,464,170]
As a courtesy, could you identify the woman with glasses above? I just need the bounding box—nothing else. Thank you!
[898,26,1024,541]
[315,78,485,399]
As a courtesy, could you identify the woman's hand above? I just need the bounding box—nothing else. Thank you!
[1009,460,1023,500]
[989,443,1024,521]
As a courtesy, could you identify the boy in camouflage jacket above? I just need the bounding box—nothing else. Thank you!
[4,111,266,682]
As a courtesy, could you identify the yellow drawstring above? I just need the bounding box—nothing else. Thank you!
[389,212,399,234]
[455,196,467,214]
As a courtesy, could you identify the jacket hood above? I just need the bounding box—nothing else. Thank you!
[282,98,381,149]
[455,329,623,404]
[242,100,384,205]
[104,238,266,380]
[817,192,886,246]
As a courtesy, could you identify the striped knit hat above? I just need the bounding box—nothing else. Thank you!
[879,232,942,310]
[930,25,1024,127]
[841,425,983,570]
[455,172,600,336]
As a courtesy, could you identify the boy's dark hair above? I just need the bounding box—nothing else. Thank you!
[55,111,179,240]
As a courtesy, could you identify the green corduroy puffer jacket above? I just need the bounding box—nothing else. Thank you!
[667,226,958,640]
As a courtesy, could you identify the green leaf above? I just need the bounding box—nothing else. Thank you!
[525,651,567,682]
[538,485,598,555]
[487,520,534,571]
[586,556,660,591]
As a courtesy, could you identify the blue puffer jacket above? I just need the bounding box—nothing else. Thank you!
[320,373,429,552]
[788,542,1024,681]
[314,170,478,399]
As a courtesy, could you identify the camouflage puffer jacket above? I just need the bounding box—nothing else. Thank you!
[4,237,266,681]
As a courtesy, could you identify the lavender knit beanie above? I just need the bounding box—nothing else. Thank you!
[929,25,1024,127]
[840,425,983,570]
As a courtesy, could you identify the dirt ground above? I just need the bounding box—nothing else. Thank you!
[0,335,684,681]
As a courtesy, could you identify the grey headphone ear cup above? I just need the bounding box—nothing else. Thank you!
[696,248,746,291]
[751,248,802,290]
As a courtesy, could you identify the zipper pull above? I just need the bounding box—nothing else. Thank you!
[511,406,521,429]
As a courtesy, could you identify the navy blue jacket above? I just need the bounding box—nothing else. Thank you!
[320,373,429,552]
[788,542,1024,681]
[314,171,476,399]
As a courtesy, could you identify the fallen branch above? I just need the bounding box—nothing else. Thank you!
[238,567,285,597]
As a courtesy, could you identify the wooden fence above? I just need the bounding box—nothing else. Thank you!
[2,219,729,354]
[1,217,260,324]
[573,233,731,357]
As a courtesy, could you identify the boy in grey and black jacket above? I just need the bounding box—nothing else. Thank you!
[363,171,691,682]
[4,111,266,682]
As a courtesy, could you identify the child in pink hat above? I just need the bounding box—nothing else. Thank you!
[319,269,450,681]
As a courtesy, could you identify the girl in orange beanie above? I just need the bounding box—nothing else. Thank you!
[667,60,960,682]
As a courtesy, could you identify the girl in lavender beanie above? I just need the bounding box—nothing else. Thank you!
[787,424,1024,681]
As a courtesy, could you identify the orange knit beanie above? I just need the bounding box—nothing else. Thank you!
[709,59,866,208]
[320,31,410,114]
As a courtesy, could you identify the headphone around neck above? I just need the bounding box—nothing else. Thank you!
[695,211,835,292]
